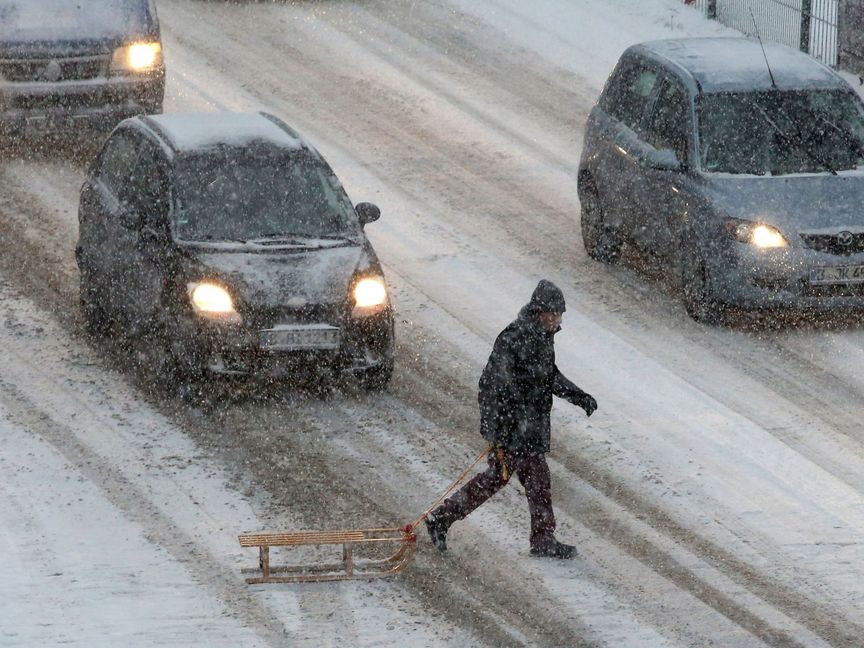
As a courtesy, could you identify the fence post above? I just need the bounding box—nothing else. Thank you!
[707,0,717,19]
[800,0,812,53]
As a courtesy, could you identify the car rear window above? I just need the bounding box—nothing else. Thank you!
[698,89,864,175]
[173,148,362,243]
[0,0,150,42]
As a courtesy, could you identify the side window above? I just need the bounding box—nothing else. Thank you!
[96,131,140,198]
[645,79,691,162]
[126,141,170,227]
[605,61,659,132]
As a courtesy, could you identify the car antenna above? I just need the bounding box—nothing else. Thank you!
[749,5,777,89]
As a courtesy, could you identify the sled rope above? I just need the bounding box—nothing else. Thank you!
[410,444,492,532]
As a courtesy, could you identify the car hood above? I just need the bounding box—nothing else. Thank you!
[701,172,864,233]
[0,4,156,57]
[189,244,369,309]
[0,37,127,58]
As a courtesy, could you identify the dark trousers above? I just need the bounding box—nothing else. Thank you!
[433,450,556,547]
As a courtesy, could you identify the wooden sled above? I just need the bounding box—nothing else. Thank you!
[239,525,417,584]
[238,446,490,584]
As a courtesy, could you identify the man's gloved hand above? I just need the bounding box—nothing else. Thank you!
[577,393,597,417]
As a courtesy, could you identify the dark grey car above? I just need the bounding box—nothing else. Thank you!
[578,37,864,322]
[75,111,394,389]
[0,0,164,138]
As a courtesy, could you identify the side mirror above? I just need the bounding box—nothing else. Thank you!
[645,149,684,171]
[356,202,381,226]
[645,148,683,172]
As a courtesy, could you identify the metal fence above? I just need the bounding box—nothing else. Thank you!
[689,0,839,67]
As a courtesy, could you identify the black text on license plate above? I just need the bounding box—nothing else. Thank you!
[809,265,864,285]
[259,327,340,350]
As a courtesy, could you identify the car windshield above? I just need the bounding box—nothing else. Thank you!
[0,0,148,41]
[697,89,864,175]
[173,148,361,243]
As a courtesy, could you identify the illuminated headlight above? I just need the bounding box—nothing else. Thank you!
[187,282,241,323]
[724,219,788,248]
[110,42,163,72]
[352,277,388,316]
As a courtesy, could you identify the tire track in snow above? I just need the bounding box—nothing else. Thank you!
[0,380,285,647]
[316,390,849,648]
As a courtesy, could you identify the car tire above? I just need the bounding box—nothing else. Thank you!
[358,360,394,392]
[80,275,113,337]
[154,336,204,386]
[580,181,622,263]
[680,243,723,325]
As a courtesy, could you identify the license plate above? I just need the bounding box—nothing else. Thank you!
[259,325,340,351]
[809,265,864,285]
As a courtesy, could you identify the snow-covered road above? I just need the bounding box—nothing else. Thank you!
[2,0,863,646]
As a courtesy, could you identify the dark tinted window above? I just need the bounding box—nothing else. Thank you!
[97,131,140,198]
[646,79,690,162]
[698,89,864,175]
[126,140,169,226]
[173,148,361,242]
[605,60,659,131]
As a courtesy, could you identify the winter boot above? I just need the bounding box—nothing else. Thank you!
[530,536,578,559]
[425,513,450,552]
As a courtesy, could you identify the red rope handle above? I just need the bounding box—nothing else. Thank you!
[411,445,492,531]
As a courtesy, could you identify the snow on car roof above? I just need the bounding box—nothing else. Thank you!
[144,111,305,154]
[634,38,847,93]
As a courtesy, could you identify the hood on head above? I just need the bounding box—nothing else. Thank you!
[517,279,566,326]
[526,279,566,314]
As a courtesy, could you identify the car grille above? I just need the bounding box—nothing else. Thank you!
[241,303,344,330]
[800,232,864,256]
[0,56,107,83]
[10,89,110,110]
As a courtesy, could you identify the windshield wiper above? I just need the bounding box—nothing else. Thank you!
[247,232,355,243]
[809,112,864,164]
[244,233,315,245]
[192,235,249,243]
[755,101,838,175]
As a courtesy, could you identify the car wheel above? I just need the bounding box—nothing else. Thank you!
[80,275,113,337]
[580,181,622,263]
[357,360,394,392]
[154,337,205,385]
[680,244,723,325]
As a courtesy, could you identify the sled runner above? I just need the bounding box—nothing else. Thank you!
[239,445,491,584]
[239,526,417,584]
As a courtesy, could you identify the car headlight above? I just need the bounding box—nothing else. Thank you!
[110,42,163,73]
[353,276,388,316]
[724,219,788,248]
[187,282,241,323]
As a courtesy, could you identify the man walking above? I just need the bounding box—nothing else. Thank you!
[426,279,597,559]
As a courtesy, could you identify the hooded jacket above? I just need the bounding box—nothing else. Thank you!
[478,281,594,453]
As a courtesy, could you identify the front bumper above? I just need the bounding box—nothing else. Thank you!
[709,242,864,311]
[170,310,394,379]
[0,72,164,135]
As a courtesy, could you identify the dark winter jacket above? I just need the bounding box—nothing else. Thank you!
[478,287,596,453]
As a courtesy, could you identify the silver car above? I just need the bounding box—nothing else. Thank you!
[578,37,864,322]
